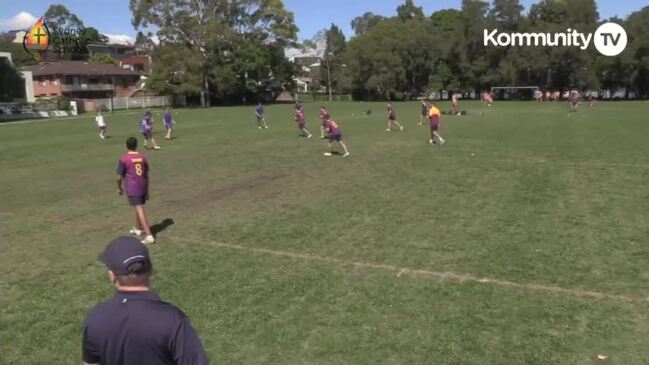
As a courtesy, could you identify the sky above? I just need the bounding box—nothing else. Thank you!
[0,0,646,44]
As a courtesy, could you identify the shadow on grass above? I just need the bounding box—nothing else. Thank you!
[151,218,175,236]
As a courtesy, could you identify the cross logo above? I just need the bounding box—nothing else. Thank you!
[23,16,51,61]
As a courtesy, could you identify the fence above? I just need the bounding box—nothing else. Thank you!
[85,96,172,112]
[296,93,353,102]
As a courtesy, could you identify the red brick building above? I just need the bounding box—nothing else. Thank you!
[23,61,142,99]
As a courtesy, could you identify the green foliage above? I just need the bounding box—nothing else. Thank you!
[0,40,38,67]
[55,95,71,111]
[88,53,118,65]
[44,4,84,30]
[344,0,648,100]
[0,59,25,101]
[131,0,299,105]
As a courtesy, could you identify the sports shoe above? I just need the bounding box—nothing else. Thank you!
[440,139,446,146]
[323,152,332,156]
[400,126,404,131]
[264,125,269,129]
[141,235,155,245]
[99,133,105,139]
[153,146,162,150]
[129,228,143,236]
[385,129,391,132]
[320,136,325,139]
[343,152,350,157]
[428,139,434,144]
[307,134,312,139]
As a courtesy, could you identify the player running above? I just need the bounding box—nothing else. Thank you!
[117,137,155,245]
[163,107,174,140]
[385,102,404,132]
[481,91,493,107]
[428,103,446,146]
[140,112,161,150]
[418,99,429,125]
[295,109,312,138]
[256,102,268,129]
[323,115,350,157]
[451,92,460,115]
[96,111,107,139]
[319,106,329,139]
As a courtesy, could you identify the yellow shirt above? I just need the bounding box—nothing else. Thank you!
[428,106,440,117]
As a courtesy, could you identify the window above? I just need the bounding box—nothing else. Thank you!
[65,76,73,85]
[50,93,57,96]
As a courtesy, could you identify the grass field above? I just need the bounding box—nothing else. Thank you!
[2,100,649,364]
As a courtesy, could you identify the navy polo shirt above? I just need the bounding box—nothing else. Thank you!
[82,290,209,365]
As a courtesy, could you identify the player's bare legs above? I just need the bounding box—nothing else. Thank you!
[134,205,154,243]
[320,125,326,138]
[148,136,161,150]
[339,140,350,156]
[301,127,312,138]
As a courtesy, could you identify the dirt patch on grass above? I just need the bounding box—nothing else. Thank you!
[163,173,288,210]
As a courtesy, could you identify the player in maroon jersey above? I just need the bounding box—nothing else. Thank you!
[323,116,350,157]
[295,109,312,138]
[385,102,404,131]
[117,137,155,245]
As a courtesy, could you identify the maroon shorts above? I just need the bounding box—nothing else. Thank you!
[297,122,305,129]
[128,195,148,206]
[430,122,439,131]
[329,133,342,142]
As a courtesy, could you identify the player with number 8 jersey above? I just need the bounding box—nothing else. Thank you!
[117,137,155,245]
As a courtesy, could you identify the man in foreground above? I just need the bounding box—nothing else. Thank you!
[117,137,155,245]
[82,236,209,365]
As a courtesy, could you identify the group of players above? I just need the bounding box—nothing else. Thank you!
[95,107,177,245]
[103,97,454,245]
[254,99,448,158]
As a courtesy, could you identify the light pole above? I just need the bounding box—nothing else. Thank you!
[324,51,332,102]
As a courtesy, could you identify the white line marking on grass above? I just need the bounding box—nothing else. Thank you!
[207,241,642,303]
[0,112,140,126]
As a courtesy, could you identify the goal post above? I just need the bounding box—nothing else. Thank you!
[490,86,540,100]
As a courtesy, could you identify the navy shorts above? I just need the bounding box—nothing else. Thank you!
[297,122,305,129]
[389,114,396,121]
[164,122,173,129]
[141,131,151,139]
[430,122,439,131]
[329,133,342,142]
[128,195,148,206]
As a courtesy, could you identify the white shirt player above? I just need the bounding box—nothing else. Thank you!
[95,114,106,128]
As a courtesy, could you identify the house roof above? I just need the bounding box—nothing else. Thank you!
[23,61,141,76]
[120,55,150,66]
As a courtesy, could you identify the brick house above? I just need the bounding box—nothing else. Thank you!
[23,61,142,99]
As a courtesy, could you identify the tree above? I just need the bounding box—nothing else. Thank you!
[89,53,117,65]
[321,24,347,100]
[351,12,385,36]
[44,4,84,30]
[396,0,424,21]
[0,59,25,101]
[131,0,298,105]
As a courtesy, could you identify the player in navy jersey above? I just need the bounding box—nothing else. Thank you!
[256,103,268,129]
[418,100,429,125]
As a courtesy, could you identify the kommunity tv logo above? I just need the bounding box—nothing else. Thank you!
[483,22,627,56]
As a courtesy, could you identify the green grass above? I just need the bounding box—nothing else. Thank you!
[2,100,649,364]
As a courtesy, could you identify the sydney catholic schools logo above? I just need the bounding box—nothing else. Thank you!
[23,16,50,61]
[484,22,628,57]
[23,16,92,61]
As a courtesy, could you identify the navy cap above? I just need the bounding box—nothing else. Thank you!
[98,236,151,275]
